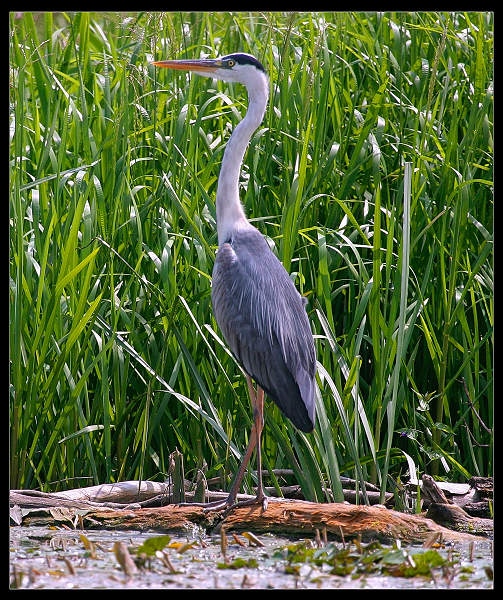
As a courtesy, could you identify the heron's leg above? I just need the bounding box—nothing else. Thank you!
[227,379,266,505]
[215,384,268,517]
[188,376,258,511]
[182,427,256,510]
[219,380,258,505]
[253,386,266,505]
[182,377,268,513]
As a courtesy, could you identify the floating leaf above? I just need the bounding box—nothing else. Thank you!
[386,550,448,578]
[135,535,172,556]
[217,558,259,570]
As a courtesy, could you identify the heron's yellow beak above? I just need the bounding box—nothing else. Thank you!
[151,58,221,73]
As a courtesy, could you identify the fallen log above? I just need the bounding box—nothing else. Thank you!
[11,493,488,544]
[206,499,489,543]
[426,503,494,538]
[407,475,493,518]
[420,474,493,538]
[9,490,119,511]
[10,477,391,509]
[10,471,493,542]
[12,480,170,505]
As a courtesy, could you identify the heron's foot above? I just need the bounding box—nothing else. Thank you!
[215,492,269,520]
[178,492,268,516]
[175,498,231,510]
[230,492,268,511]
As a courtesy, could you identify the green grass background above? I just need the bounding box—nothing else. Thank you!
[10,12,493,501]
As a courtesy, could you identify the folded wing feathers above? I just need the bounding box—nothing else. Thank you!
[211,227,316,431]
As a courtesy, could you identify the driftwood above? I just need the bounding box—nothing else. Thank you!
[11,474,391,509]
[10,479,491,543]
[10,460,493,542]
[418,475,493,517]
[10,481,167,509]
[426,503,494,538]
[420,474,493,537]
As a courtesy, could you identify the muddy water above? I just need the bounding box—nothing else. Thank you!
[10,526,493,589]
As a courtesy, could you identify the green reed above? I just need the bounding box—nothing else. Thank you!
[10,12,492,499]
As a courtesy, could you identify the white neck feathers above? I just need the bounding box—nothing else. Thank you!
[216,72,269,245]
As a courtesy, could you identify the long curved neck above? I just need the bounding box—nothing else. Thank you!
[216,73,269,245]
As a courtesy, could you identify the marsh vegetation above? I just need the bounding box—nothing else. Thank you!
[10,12,493,504]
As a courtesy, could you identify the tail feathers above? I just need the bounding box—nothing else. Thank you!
[293,366,316,432]
[263,366,315,433]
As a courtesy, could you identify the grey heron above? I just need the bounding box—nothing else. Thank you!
[153,53,316,511]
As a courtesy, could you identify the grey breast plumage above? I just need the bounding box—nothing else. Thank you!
[211,226,316,432]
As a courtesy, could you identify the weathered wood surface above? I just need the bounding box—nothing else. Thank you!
[9,482,390,510]
[10,475,493,542]
[418,475,493,518]
[10,481,170,510]
[419,474,493,538]
[425,503,494,538]
[11,494,489,543]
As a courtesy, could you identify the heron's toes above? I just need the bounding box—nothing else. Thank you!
[202,501,231,514]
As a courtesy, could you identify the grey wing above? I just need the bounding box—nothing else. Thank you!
[211,228,316,432]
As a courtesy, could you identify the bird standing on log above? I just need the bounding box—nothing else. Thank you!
[153,53,316,512]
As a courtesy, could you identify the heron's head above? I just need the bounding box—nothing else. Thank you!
[152,52,268,89]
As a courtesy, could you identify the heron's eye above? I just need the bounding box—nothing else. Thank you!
[226,59,236,68]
